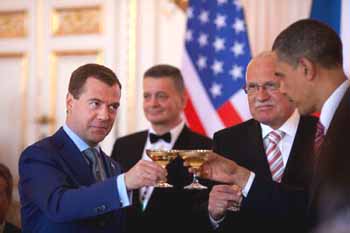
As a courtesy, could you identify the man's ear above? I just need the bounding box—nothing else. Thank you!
[66,93,73,114]
[299,57,316,81]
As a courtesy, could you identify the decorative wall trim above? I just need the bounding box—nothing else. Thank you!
[52,6,102,36]
[0,52,28,149]
[0,11,27,38]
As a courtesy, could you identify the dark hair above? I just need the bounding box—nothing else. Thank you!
[0,163,13,201]
[68,63,121,98]
[272,19,343,69]
[144,64,185,93]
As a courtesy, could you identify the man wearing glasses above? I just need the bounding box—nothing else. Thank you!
[206,52,317,233]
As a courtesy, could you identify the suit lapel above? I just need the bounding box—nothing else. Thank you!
[52,128,95,185]
[173,126,189,149]
[131,131,148,165]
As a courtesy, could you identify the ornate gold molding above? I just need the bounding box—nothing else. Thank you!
[49,50,103,133]
[172,0,188,12]
[0,10,27,38]
[52,6,102,36]
[0,52,28,149]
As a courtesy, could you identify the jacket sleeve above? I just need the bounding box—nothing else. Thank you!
[19,145,123,223]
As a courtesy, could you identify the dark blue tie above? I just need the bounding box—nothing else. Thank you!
[149,132,171,143]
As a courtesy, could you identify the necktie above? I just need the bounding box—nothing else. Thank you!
[149,132,171,143]
[314,120,325,154]
[265,130,285,182]
[83,148,106,182]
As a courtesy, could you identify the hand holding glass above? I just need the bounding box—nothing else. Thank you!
[146,149,178,188]
[179,149,212,190]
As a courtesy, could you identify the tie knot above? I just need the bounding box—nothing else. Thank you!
[83,148,99,165]
[149,132,171,143]
[268,130,285,144]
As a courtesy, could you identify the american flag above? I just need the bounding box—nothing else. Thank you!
[310,0,349,76]
[182,0,252,137]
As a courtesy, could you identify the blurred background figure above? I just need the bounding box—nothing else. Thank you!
[111,64,212,233]
[0,163,21,233]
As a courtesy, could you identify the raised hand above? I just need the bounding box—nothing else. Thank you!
[124,159,167,190]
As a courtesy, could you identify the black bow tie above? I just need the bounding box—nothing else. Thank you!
[149,132,171,143]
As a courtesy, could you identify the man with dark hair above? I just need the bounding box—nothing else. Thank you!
[271,19,349,230]
[111,64,212,233]
[19,63,167,233]
[0,163,21,233]
[204,52,317,233]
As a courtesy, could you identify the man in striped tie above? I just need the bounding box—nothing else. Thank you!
[199,52,317,233]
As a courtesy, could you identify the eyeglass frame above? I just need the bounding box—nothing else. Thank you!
[243,81,281,95]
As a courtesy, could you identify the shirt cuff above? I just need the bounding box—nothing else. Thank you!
[209,213,225,229]
[116,174,132,207]
[241,171,255,197]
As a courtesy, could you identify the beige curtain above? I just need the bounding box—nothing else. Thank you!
[241,0,312,55]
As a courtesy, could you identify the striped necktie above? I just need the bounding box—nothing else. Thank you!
[265,130,285,182]
[314,120,325,154]
[83,148,106,182]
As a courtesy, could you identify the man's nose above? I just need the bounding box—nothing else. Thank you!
[97,106,110,120]
[255,87,270,101]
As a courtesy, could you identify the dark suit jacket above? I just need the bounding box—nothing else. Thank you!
[308,88,350,229]
[19,127,125,233]
[212,116,317,233]
[111,125,212,233]
[4,222,21,233]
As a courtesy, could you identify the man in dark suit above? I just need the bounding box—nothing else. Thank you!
[18,64,166,233]
[200,52,317,233]
[272,19,350,232]
[0,163,21,233]
[111,64,212,233]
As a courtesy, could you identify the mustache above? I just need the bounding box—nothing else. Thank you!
[254,100,274,108]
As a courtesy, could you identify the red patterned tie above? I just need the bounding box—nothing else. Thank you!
[314,121,325,154]
[266,130,285,182]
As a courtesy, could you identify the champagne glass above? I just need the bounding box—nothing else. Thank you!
[146,149,178,188]
[178,149,212,190]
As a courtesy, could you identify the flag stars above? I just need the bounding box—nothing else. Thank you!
[187,7,193,19]
[233,18,245,34]
[217,0,228,5]
[198,33,208,47]
[210,82,222,98]
[197,55,207,69]
[214,14,227,29]
[230,65,243,80]
[199,10,209,24]
[186,30,193,42]
[213,37,225,52]
[233,0,243,10]
[231,41,245,56]
[211,60,224,75]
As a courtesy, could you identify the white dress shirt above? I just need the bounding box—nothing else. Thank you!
[139,120,185,210]
[319,80,349,134]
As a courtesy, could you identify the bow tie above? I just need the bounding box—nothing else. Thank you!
[149,132,171,143]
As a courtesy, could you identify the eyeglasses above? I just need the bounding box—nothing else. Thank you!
[243,81,280,95]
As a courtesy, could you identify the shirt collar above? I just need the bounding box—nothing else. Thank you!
[148,120,185,145]
[260,109,300,139]
[63,124,100,152]
[320,80,349,133]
